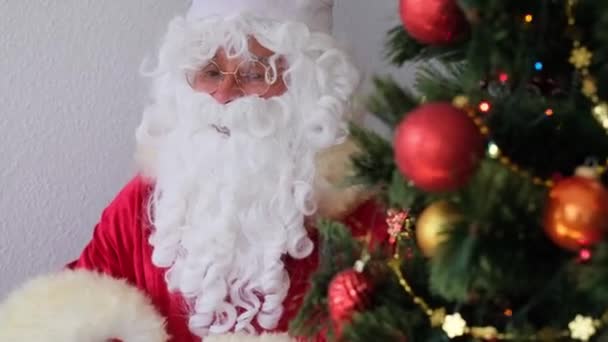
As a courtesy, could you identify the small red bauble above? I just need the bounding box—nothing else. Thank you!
[399,0,468,45]
[544,170,608,251]
[394,102,484,192]
[328,269,373,337]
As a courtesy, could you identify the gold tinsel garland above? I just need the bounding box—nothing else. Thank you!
[566,0,608,135]
[381,219,607,341]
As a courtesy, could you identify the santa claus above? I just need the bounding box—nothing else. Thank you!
[0,1,385,341]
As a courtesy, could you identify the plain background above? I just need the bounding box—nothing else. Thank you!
[0,0,414,296]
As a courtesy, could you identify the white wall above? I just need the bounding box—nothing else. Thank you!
[334,0,415,94]
[0,0,408,297]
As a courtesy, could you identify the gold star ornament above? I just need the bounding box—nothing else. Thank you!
[570,47,593,69]
[593,103,608,130]
[442,313,467,338]
[568,315,597,341]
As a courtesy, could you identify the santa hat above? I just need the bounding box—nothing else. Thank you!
[186,0,334,34]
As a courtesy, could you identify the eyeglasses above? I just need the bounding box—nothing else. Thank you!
[186,59,280,96]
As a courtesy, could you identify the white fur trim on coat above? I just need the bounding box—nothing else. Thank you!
[206,332,294,342]
[0,270,169,342]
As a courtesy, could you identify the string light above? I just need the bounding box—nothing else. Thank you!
[534,61,544,71]
[524,14,533,23]
[579,248,592,262]
[499,72,509,83]
[545,108,554,116]
[479,101,491,113]
[452,95,470,109]
[487,142,501,158]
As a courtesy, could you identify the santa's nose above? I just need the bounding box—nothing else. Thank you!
[212,76,244,104]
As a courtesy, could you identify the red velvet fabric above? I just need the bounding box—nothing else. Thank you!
[69,176,386,341]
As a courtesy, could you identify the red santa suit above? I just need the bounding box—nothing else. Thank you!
[67,175,386,341]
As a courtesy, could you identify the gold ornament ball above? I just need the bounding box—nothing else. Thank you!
[416,201,463,257]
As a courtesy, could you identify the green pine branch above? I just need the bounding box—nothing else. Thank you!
[348,123,394,187]
[385,26,468,67]
[289,220,360,338]
[574,243,608,305]
[385,26,425,67]
[367,77,418,126]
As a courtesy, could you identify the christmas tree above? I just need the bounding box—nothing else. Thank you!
[291,1,608,341]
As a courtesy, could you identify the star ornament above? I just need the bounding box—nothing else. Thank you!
[568,315,597,341]
[570,47,593,69]
[442,313,467,338]
[593,103,608,130]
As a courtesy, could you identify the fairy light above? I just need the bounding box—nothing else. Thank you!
[579,248,592,262]
[488,142,501,158]
[479,101,491,113]
[524,14,533,23]
[545,108,554,116]
[499,72,509,83]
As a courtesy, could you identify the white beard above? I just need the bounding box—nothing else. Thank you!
[147,85,319,336]
[136,14,360,338]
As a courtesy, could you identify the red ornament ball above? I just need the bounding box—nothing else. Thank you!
[328,269,373,337]
[544,171,608,251]
[399,0,468,45]
[394,102,484,192]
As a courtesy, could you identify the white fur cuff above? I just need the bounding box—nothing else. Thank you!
[0,270,168,342]
[206,332,294,342]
